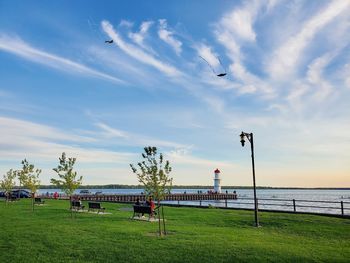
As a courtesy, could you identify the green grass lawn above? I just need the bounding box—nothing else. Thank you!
[0,198,349,263]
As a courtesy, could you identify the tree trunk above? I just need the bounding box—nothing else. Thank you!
[32,193,34,212]
[162,205,166,235]
[70,195,73,219]
[157,199,162,236]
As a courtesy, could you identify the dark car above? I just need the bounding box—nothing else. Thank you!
[11,190,31,198]
[0,191,6,197]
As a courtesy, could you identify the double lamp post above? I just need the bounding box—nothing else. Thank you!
[240,131,259,227]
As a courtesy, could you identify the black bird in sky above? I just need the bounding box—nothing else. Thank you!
[105,40,113,44]
[216,73,227,77]
[199,56,227,77]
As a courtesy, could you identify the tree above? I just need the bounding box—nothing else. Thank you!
[0,169,17,204]
[51,152,82,217]
[18,159,41,211]
[130,146,173,236]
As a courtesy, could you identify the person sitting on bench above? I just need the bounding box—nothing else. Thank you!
[149,197,156,216]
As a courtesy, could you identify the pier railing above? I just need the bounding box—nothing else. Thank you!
[76,193,237,203]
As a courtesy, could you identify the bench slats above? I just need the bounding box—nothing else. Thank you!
[88,202,105,213]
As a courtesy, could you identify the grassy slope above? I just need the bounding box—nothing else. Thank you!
[0,199,349,263]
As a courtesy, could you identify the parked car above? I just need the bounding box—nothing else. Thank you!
[11,190,31,198]
[79,189,91,195]
[0,191,6,197]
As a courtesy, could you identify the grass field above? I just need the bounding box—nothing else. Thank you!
[0,198,349,263]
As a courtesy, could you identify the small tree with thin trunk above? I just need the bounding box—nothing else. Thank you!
[51,152,82,218]
[18,159,41,211]
[130,146,172,236]
[1,169,17,204]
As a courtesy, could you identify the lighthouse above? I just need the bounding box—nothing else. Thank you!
[213,168,221,193]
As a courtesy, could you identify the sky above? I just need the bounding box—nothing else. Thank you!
[0,0,349,187]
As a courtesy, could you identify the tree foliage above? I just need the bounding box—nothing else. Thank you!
[18,159,41,211]
[51,152,82,196]
[130,146,173,201]
[0,169,17,203]
[130,146,173,236]
[19,159,41,194]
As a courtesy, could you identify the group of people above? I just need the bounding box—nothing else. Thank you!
[135,197,156,216]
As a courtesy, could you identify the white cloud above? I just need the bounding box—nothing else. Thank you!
[102,20,180,76]
[129,21,153,46]
[0,116,95,143]
[86,45,158,87]
[95,122,129,139]
[197,44,220,69]
[218,3,258,43]
[267,0,350,80]
[119,20,133,28]
[343,64,350,88]
[94,121,187,149]
[213,1,275,96]
[0,34,124,84]
[158,19,182,56]
[0,116,134,168]
[167,151,235,168]
[306,53,334,101]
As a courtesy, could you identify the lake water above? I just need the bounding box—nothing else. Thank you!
[38,188,350,216]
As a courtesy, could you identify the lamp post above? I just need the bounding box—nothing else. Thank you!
[240,131,259,227]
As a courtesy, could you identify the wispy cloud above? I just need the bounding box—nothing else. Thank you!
[166,149,235,168]
[342,63,350,88]
[129,21,153,47]
[93,121,187,149]
[95,122,129,139]
[101,20,180,76]
[0,34,124,84]
[0,116,96,144]
[158,19,182,56]
[119,20,133,28]
[306,53,334,101]
[218,2,258,43]
[0,117,134,167]
[197,44,220,69]
[267,0,350,80]
[213,1,275,96]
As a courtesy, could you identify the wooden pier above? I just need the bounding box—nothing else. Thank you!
[77,193,237,203]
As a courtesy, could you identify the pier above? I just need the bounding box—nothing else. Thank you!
[77,193,237,203]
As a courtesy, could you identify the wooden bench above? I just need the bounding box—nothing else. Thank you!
[71,201,85,211]
[34,197,45,205]
[132,205,156,220]
[88,202,105,213]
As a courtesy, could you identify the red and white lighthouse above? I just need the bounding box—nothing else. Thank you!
[214,168,221,193]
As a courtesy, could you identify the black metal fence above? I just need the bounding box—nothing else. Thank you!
[163,197,350,217]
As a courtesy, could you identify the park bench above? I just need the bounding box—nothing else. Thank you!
[132,205,157,220]
[34,197,45,205]
[9,195,18,202]
[88,202,105,213]
[71,200,85,211]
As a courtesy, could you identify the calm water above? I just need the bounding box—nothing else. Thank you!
[38,188,350,215]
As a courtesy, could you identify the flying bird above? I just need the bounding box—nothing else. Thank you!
[105,40,114,44]
[199,56,227,77]
[216,73,227,77]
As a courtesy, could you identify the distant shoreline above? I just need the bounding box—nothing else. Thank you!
[35,185,350,190]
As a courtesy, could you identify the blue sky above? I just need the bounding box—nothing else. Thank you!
[0,0,349,187]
